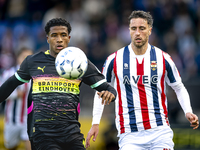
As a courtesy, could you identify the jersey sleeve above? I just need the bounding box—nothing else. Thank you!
[82,60,106,88]
[101,53,116,86]
[15,56,32,83]
[164,53,193,114]
[92,91,105,125]
[163,53,182,87]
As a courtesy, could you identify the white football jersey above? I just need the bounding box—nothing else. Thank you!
[102,43,182,135]
[1,66,30,125]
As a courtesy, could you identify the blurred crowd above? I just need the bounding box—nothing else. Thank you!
[0,1,200,149]
[0,0,200,80]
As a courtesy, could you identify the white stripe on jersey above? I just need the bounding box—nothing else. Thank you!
[102,43,182,136]
[1,66,30,125]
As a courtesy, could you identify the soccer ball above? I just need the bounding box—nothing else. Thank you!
[55,47,88,79]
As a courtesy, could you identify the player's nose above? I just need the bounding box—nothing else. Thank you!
[135,28,140,35]
[57,35,63,42]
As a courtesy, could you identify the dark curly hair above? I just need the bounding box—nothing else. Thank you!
[45,18,72,35]
[128,10,153,27]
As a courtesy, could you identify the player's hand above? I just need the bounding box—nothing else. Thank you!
[186,112,199,130]
[86,124,99,148]
[97,90,115,105]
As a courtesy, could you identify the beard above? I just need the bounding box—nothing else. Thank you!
[133,36,148,48]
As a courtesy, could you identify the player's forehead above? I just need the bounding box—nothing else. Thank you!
[129,18,149,28]
[49,26,69,34]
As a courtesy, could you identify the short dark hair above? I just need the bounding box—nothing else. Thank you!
[45,18,72,35]
[128,10,153,27]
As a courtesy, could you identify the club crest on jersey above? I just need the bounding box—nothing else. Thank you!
[150,61,157,71]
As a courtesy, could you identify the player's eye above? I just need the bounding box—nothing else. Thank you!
[131,27,136,30]
[52,34,57,37]
[62,34,67,37]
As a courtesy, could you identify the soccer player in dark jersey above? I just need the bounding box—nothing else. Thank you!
[0,18,117,150]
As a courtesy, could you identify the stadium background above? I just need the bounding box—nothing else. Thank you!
[0,0,200,149]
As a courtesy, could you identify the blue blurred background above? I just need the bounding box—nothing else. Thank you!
[0,0,200,149]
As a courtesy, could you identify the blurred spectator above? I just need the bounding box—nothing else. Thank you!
[6,0,27,21]
[0,28,15,70]
[0,51,15,70]
[83,0,106,22]
[1,47,33,150]
[12,22,35,51]
[66,0,92,46]
[42,2,67,27]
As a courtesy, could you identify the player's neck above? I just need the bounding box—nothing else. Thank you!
[131,43,148,55]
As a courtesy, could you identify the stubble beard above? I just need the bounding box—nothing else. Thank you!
[133,37,148,49]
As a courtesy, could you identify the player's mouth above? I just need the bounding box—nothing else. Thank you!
[135,37,142,42]
[56,45,64,50]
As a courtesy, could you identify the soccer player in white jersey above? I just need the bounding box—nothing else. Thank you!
[1,47,33,150]
[86,10,199,150]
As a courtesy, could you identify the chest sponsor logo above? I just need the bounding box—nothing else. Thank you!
[123,75,158,85]
[32,77,81,94]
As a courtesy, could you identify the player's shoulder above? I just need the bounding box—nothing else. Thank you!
[117,46,126,53]
[152,45,163,52]
[152,45,170,58]
[26,50,47,61]
[107,46,125,59]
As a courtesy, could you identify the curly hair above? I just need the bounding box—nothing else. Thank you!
[45,18,72,35]
[128,10,153,27]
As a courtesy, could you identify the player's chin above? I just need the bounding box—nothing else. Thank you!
[56,49,63,53]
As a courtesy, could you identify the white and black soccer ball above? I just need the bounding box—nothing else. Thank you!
[55,47,88,79]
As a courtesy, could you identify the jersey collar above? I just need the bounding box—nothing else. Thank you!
[128,43,151,58]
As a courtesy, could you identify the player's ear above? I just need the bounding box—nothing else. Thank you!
[47,36,49,43]
[149,28,152,36]
[68,36,71,42]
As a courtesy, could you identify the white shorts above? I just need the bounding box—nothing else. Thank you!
[119,126,174,150]
[4,123,29,149]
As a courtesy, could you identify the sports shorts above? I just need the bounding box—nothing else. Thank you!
[31,127,86,150]
[119,126,174,150]
[4,123,29,149]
